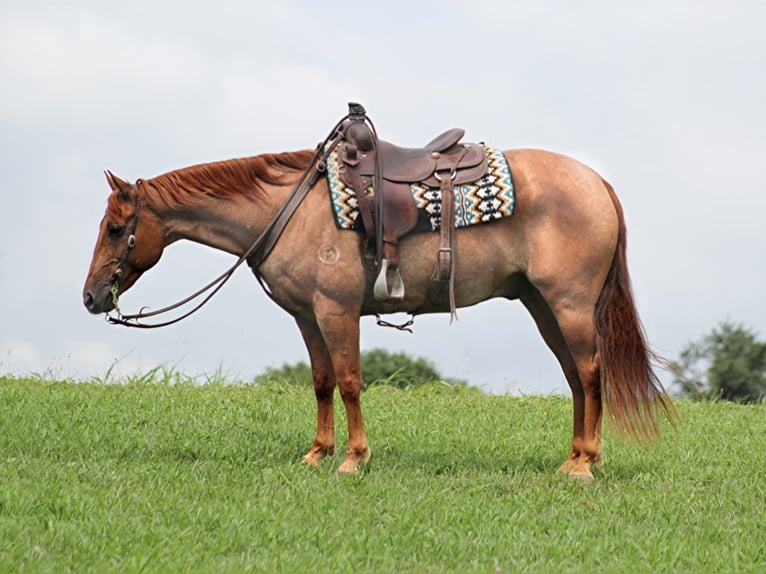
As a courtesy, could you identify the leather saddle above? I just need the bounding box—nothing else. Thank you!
[336,103,489,310]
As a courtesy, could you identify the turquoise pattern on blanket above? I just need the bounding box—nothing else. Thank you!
[325,144,515,231]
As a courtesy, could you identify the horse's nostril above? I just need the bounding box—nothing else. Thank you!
[84,291,95,311]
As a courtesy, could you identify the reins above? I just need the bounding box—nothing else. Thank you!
[106,113,352,328]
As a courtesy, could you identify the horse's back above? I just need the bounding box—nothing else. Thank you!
[504,148,614,210]
[504,148,619,251]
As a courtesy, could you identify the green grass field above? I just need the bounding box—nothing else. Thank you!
[0,375,763,573]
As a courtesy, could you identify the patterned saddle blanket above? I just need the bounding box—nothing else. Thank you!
[326,145,515,232]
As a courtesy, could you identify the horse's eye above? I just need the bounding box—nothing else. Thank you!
[107,223,126,238]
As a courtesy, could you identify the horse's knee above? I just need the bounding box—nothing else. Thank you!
[313,380,335,401]
[336,371,363,398]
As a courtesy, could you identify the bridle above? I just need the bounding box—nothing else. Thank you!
[106,111,354,329]
[109,182,141,314]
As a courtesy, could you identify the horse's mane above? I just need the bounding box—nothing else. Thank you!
[143,149,315,207]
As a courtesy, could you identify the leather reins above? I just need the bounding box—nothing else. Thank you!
[106,113,353,328]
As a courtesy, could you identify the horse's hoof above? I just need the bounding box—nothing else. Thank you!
[337,461,360,475]
[337,447,371,475]
[557,459,577,475]
[300,454,321,468]
[300,445,334,468]
[568,469,594,483]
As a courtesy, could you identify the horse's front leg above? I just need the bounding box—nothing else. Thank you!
[295,316,336,468]
[314,300,370,475]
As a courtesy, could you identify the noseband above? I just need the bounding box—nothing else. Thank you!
[109,182,141,312]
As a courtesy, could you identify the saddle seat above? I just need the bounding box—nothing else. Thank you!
[373,128,464,182]
[342,127,487,186]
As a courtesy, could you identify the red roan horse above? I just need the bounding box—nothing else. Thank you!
[83,112,674,481]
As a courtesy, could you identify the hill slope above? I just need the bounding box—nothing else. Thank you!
[0,377,763,573]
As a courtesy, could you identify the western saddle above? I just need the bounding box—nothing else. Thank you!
[334,103,489,315]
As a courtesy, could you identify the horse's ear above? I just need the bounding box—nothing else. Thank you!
[104,170,132,199]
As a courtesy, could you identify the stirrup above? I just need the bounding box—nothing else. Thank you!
[373,258,405,302]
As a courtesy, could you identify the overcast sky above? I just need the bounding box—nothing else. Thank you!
[1,1,764,394]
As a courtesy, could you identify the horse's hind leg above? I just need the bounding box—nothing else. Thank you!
[521,288,602,481]
[554,307,603,481]
[296,317,337,467]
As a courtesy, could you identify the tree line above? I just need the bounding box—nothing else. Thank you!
[254,348,468,390]
[254,321,766,403]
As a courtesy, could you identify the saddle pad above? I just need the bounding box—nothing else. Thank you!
[325,145,515,231]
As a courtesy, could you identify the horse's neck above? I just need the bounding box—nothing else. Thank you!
[147,165,293,257]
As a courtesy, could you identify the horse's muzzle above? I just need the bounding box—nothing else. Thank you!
[83,286,114,314]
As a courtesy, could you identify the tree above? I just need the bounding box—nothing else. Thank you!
[254,348,467,389]
[674,321,766,403]
[361,348,452,389]
[254,361,313,386]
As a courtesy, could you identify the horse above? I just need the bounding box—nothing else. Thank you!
[82,120,675,481]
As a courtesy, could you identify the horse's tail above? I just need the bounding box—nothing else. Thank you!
[595,179,677,441]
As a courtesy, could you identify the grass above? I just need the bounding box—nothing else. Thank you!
[0,375,764,573]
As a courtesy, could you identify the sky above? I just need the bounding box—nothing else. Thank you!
[1,0,764,395]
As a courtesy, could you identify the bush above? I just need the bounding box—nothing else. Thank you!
[255,348,468,389]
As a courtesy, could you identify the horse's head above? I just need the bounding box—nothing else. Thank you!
[83,171,165,314]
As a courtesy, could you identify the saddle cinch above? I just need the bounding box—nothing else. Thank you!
[336,103,489,315]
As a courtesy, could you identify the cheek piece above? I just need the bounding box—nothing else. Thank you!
[109,183,141,313]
